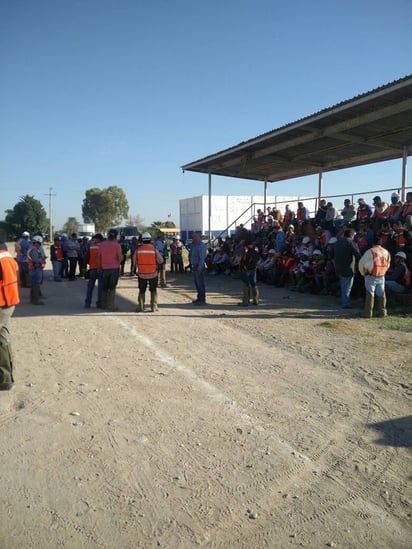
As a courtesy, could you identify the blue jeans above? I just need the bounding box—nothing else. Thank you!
[102,268,120,292]
[364,275,385,298]
[339,275,354,307]
[52,260,62,281]
[29,267,43,287]
[241,269,257,288]
[85,269,103,306]
[193,268,206,302]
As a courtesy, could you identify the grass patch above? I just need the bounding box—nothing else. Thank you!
[377,315,412,332]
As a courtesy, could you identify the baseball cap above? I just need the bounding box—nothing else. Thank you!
[395,251,407,259]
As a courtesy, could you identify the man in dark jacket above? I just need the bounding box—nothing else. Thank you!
[334,228,361,309]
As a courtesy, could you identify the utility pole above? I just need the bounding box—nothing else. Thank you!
[46,188,56,242]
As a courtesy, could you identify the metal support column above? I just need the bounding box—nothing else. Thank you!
[401,145,408,202]
[264,179,268,212]
[208,173,212,242]
[317,170,323,212]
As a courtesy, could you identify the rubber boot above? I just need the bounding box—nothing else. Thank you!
[107,289,118,312]
[363,292,374,319]
[31,285,44,305]
[137,291,145,312]
[238,284,250,307]
[150,291,158,312]
[101,291,108,310]
[377,295,387,317]
[252,286,259,305]
[0,343,14,390]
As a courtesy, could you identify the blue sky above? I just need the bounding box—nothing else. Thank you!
[1,0,411,230]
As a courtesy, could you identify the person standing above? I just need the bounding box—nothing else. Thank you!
[154,233,167,287]
[190,232,207,305]
[333,228,361,309]
[67,233,80,280]
[97,229,123,311]
[119,235,129,276]
[0,238,20,390]
[238,238,260,307]
[14,231,31,287]
[358,235,391,318]
[27,235,46,305]
[84,233,104,308]
[50,236,64,281]
[135,232,164,312]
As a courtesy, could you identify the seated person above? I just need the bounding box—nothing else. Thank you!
[385,251,410,294]
[257,249,277,283]
[211,247,230,274]
[340,199,356,225]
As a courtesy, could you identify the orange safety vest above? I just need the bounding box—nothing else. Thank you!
[357,205,370,219]
[27,245,45,270]
[296,208,306,221]
[403,264,411,287]
[136,244,157,275]
[388,202,402,217]
[0,251,20,307]
[401,203,412,218]
[393,231,406,247]
[283,211,294,224]
[53,243,64,261]
[88,244,100,269]
[371,246,390,277]
[319,232,327,248]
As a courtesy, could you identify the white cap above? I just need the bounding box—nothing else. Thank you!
[302,236,310,244]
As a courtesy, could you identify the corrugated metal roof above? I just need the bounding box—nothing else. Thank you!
[182,75,412,183]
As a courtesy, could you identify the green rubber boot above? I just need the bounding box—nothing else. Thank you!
[150,291,158,312]
[0,343,14,389]
[238,284,250,307]
[252,286,259,305]
[363,292,374,319]
[137,291,145,312]
[377,295,387,317]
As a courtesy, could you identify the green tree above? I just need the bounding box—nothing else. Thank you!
[4,195,48,238]
[62,217,79,236]
[82,186,129,232]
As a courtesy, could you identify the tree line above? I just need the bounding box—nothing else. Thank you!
[0,186,175,240]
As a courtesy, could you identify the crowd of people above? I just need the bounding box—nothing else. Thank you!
[202,193,412,315]
[7,190,412,316]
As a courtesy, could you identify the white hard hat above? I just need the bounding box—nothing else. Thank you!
[141,232,151,241]
[395,251,407,259]
[302,236,311,244]
[22,231,30,237]
[328,237,338,244]
[32,235,43,244]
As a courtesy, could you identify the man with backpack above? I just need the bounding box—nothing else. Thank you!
[238,237,261,307]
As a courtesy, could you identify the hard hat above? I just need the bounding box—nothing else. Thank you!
[141,232,151,241]
[32,235,43,244]
[395,251,407,259]
[302,236,311,244]
[22,231,30,237]
[328,237,338,244]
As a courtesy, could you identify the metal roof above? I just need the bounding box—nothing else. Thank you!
[181,75,412,182]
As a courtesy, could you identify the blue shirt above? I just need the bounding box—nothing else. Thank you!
[190,241,207,270]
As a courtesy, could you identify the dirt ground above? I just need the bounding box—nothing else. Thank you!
[0,260,411,549]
